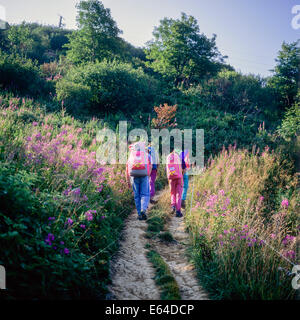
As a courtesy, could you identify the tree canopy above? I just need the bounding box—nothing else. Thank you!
[145,12,226,86]
[65,0,122,64]
[268,41,300,110]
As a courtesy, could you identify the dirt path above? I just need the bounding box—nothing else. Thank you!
[107,195,161,300]
[153,213,208,300]
[108,191,208,300]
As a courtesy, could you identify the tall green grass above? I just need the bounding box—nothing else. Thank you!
[185,145,299,299]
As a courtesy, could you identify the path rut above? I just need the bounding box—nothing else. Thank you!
[154,213,208,300]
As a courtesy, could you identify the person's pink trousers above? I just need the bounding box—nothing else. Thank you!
[169,177,183,211]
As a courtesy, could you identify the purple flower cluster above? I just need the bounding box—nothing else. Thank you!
[24,126,106,188]
[45,233,55,245]
[85,210,96,221]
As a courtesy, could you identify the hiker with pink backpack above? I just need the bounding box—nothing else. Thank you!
[126,141,152,220]
[166,149,184,217]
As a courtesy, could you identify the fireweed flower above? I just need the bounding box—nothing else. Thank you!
[72,188,81,196]
[66,218,73,226]
[85,210,95,221]
[281,199,289,208]
[45,233,55,245]
[284,250,295,260]
[282,235,296,245]
[80,224,86,229]
[64,248,70,255]
[63,186,72,196]
[48,217,55,221]
[218,189,225,196]
[96,185,104,193]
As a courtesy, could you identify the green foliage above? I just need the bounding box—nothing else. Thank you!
[278,100,300,140]
[267,41,300,111]
[56,60,159,115]
[145,12,225,86]
[0,51,50,96]
[65,0,122,64]
[6,22,34,59]
[3,22,71,63]
[56,81,93,115]
[168,84,275,158]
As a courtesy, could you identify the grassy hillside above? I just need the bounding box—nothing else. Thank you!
[0,92,132,299]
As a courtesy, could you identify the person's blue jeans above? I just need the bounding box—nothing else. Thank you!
[182,172,189,201]
[131,175,150,215]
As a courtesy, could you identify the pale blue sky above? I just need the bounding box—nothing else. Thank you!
[1,0,299,77]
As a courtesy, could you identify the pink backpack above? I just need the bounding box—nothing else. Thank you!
[166,152,182,180]
[128,142,150,177]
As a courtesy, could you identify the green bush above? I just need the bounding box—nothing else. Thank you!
[278,102,300,140]
[55,60,160,115]
[0,51,50,96]
[56,81,93,115]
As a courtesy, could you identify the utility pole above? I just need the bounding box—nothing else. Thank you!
[58,14,65,28]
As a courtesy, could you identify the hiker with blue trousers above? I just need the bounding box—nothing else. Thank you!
[126,141,151,221]
[148,143,158,204]
[180,149,190,209]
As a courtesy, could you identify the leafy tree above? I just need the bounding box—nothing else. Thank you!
[65,0,122,64]
[3,22,71,62]
[268,41,300,110]
[145,13,225,86]
[7,22,34,58]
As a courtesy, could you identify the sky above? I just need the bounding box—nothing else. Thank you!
[0,0,299,77]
